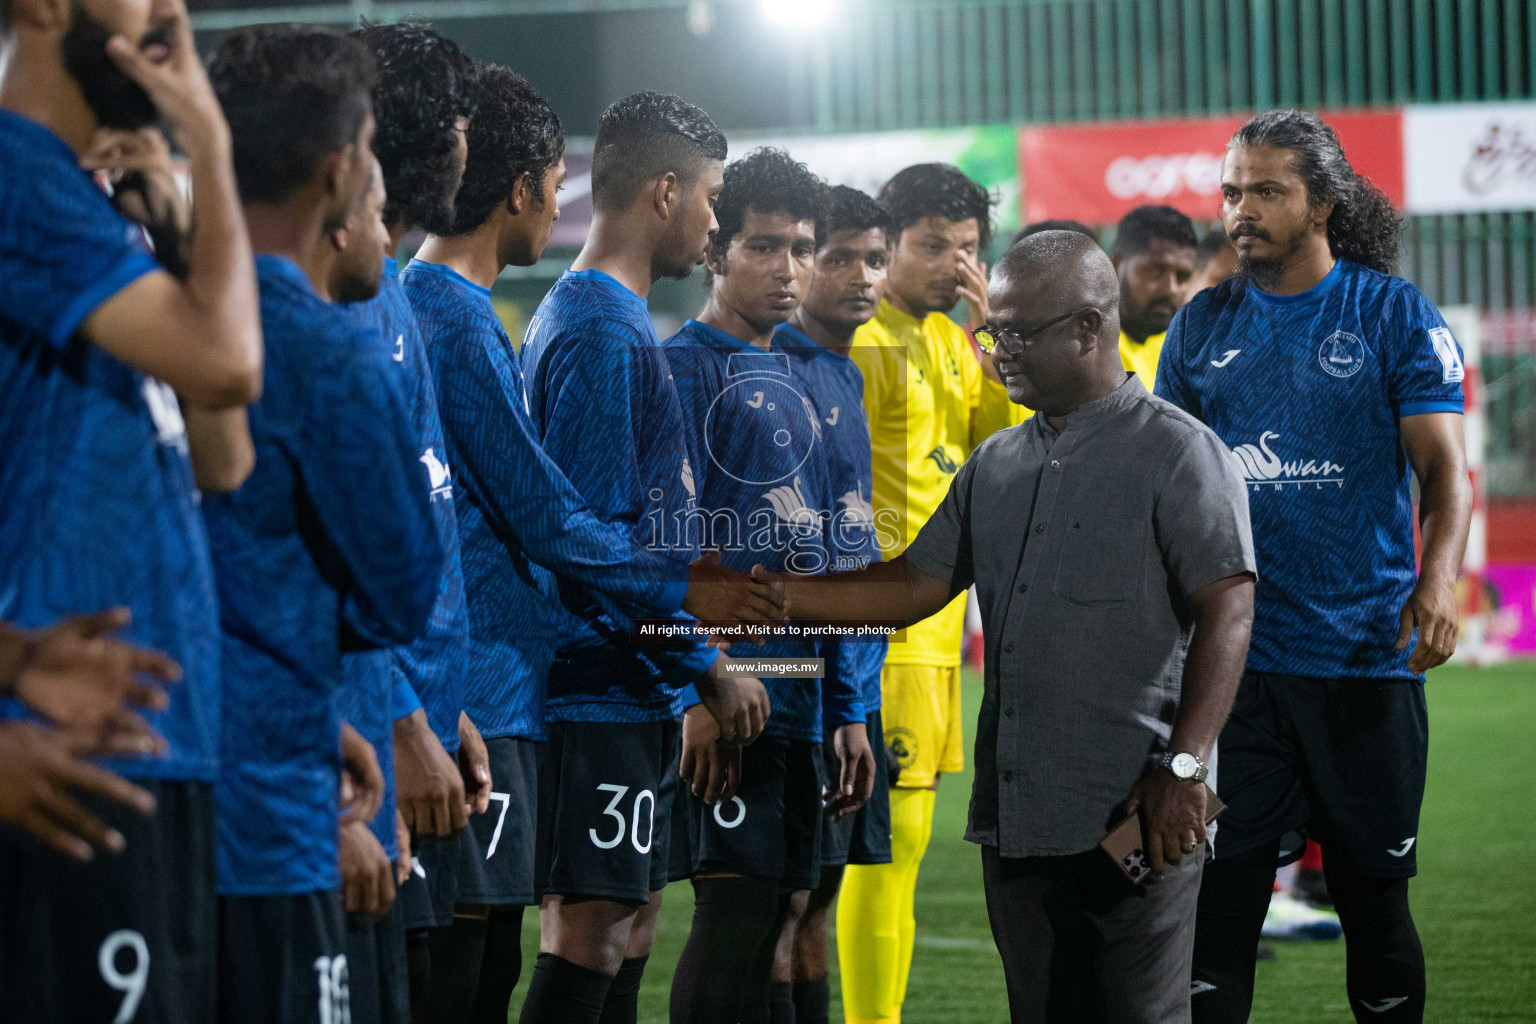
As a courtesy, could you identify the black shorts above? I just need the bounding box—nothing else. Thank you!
[217,889,346,1024]
[821,710,894,868]
[397,830,462,931]
[345,899,409,1024]
[535,719,681,903]
[1211,670,1428,877]
[456,736,539,906]
[0,778,217,1024]
[692,734,826,891]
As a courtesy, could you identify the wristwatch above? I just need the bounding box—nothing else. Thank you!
[1159,751,1208,783]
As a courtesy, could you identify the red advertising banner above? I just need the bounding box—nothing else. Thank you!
[1020,110,1405,225]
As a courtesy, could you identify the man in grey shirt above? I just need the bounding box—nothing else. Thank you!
[759,231,1257,1023]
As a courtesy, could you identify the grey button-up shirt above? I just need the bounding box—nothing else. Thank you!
[905,375,1255,859]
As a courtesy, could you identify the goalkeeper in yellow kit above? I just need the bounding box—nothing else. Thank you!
[843,164,1018,1024]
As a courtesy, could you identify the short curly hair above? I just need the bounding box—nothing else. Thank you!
[448,63,564,236]
[709,147,828,261]
[877,163,994,249]
[822,184,891,240]
[591,91,727,212]
[350,21,476,235]
[208,26,377,207]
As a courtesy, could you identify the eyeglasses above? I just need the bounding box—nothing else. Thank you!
[974,306,1100,354]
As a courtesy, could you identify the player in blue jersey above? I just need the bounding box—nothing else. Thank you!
[0,0,261,1017]
[1154,111,1473,1024]
[345,23,484,1024]
[770,184,894,1024]
[666,148,874,1024]
[518,92,787,1024]
[410,73,782,1024]
[203,28,444,1024]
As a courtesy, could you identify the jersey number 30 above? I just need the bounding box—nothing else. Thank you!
[590,783,655,854]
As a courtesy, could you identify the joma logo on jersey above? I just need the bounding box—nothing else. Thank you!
[1230,431,1345,489]
[924,446,959,474]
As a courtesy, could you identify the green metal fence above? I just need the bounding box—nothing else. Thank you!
[787,0,1536,314]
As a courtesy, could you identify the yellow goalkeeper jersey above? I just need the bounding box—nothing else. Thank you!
[1119,329,1166,393]
[851,300,1010,667]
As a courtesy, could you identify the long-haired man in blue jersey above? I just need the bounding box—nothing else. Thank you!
[1155,110,1473,1024]
[203,27,444,1024]
[408,76,780,1024]
[517,91,781,1024]
[344,22,485,1024]
[0,0,262,1017]
[771,184,895,1024]
[666,148,875,1024]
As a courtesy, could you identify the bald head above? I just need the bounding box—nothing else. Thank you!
[985,230,1132,418]
[992,230,1120,340]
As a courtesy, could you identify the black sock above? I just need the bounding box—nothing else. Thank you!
[519,952,613,1024]
[768,980,796,1024]
[669,876,783,1024]
[426,913,489,1023]
[597,955,648,1024]
[407,929,433,1024]
[791,978,829,1024]
[740,892,793,1024]
[1326,868,1425,1024]
[468,906,526,1024]
[1191,840,1280,1024]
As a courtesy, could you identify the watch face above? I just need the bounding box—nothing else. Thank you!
[1171,753,1200,778]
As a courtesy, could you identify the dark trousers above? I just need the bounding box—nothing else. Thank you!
[982,844,1204,1024]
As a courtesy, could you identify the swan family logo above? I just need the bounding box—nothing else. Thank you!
[1230,431,1345,489]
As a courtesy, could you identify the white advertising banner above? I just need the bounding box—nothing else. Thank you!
[1405,102,1536,213]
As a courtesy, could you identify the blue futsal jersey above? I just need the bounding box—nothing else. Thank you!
[407,260,691,739]
[206,255,441,895]
[666,319,863,741]
[520,269,717,723]
[338,256,451,855]
[0,110,219,782]
[1156,259,1465,680]
[777,324,887,714]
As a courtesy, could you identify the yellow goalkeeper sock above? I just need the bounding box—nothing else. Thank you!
[836,786,936,1024]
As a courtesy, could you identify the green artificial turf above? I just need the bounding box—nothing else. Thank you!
[509,663,1536,1022]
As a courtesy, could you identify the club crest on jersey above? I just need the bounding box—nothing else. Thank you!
[1318,330,1366,378]
[1229,431,1345,489]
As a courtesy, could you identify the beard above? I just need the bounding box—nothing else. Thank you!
[1120,299,1176,341]
[62,6,162,131]
[1233,220,1312,292]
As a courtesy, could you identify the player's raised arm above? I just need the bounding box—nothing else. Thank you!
[81,0,261,408]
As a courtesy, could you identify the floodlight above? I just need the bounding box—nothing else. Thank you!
[761,0,833,28]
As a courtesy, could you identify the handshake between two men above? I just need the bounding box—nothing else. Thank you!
[676,553,899,824]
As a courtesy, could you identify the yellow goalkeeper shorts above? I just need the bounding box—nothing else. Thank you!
[879,663,964,789]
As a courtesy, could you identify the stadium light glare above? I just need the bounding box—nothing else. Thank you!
[761,0,833,28]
